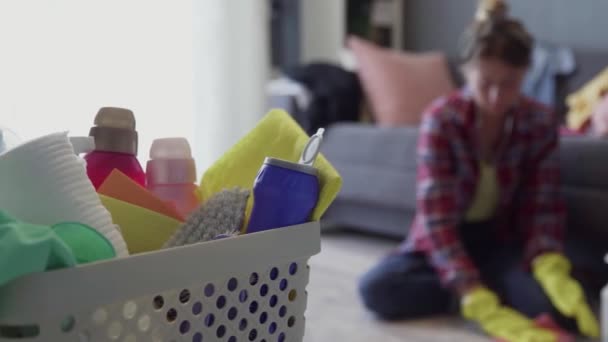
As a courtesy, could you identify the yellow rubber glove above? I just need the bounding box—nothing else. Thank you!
[532,252,600,339]
[462,287,557,342]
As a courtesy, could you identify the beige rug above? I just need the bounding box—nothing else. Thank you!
[303,233,489,342]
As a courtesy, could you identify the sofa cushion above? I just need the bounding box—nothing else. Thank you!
[347,36,456,126]
[563,186,608,240]
[327,160,417,211]
[559,136,608,189]
[322,123,418,171]
[321,123,418,211]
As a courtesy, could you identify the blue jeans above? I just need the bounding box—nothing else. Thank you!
[358,222,607,330]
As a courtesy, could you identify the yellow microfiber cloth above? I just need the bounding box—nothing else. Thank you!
[99,195,182,254]
[198,109,342,229]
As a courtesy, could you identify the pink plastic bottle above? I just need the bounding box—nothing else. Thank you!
[84,107,146,189]
[146,138,199,218]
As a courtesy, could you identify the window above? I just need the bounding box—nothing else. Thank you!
[0,1,194,163]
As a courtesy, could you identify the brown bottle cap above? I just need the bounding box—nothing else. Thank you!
[89,107,138,155]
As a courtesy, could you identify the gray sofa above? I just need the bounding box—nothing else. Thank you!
[317,49,608,241]
[320,124,608,241]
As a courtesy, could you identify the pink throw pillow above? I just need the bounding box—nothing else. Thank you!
[348,36,456,126]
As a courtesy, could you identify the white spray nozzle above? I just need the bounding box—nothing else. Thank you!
[70,136,96,155]
[0,127,21,154]
[299,128,325,166]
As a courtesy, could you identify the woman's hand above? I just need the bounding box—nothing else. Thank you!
[461,286,557,342]
[532,253,600,339]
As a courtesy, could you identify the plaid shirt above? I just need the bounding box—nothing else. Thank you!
[401,89,566,290]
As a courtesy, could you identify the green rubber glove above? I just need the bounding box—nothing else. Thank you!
[532,252,600,339]
[0,211,76,286]
[462,286,557,342]
[0,211,116,287]
[52,222,116,264]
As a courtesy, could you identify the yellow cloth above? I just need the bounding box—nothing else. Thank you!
[533,252,600,338]
[461,287,557,342]
[99,195,182,254]
[566,67,608,130]
[465,161,499,222]
[198,109,342,231]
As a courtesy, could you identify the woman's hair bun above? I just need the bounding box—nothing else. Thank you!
[475,0,509,22]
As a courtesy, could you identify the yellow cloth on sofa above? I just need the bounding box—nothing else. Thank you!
[566,67,608,130]
[198,109,342,230]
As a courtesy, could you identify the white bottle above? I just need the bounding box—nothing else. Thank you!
[0,126,20,154]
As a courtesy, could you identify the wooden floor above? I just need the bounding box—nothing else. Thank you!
[303,232,489,342]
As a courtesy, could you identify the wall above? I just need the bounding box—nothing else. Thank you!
[192,0,270,171]
[403,0,608,56]
[300,0,346,63]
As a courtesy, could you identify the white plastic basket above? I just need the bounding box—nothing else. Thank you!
[0,222,321,342]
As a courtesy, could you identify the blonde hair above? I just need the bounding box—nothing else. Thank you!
[461,0,533,67]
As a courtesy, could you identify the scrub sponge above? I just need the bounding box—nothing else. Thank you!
[163,188,250,248]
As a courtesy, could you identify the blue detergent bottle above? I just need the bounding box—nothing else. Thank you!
[247,129,325,233]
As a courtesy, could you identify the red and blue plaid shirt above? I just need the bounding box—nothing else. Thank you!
[401,89,566,290]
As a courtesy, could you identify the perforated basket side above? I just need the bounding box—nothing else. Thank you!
[0,222,320,342]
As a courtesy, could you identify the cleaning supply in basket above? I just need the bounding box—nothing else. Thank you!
[247,129,324,233]
[0,211,75,286]
[84,107,146,189]
[164,188,250,248]
[0,132,129,257]
[99,195,182,254]
[69,136,96,155]
[0,126,20,154]
[51,222,116,264]
[99,169,184,221]
[199,109,342,230]
[0,211,115,286]
[146,138,199,218]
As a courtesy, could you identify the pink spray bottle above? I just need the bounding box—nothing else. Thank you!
[146,138,199,218]
[84,107,146,189]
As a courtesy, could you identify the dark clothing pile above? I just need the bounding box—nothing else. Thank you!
[286,63,363,135]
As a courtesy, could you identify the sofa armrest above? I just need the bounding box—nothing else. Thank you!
[560,136,608,189]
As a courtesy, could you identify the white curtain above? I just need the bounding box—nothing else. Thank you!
[0,0,269,174]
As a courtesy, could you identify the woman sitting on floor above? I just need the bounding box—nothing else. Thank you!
[358,1,605,341]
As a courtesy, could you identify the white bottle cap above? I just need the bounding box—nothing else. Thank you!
[150,137,193,159]
[147,137,196,184]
